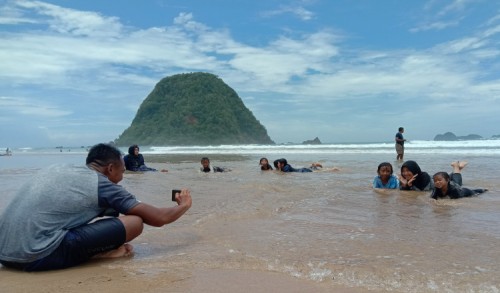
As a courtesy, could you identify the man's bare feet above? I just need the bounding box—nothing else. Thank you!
[93,243,134,259]
[458,161,468,170]
[451,161,459,169]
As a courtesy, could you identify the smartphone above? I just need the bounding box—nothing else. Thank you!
[171,189,181,201]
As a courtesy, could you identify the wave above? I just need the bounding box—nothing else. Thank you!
[147,140,500,155]
[6,140,500,156]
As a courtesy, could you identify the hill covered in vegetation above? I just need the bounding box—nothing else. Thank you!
[115,72,274,146]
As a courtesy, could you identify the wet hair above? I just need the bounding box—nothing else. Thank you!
[433,172,450,181]
[201,157,210,163]
[128,144,139,156]
[277,158,288,165]
[260,158,273,170]
[399,127,404,132]
[377,162,393,174]
[86,143,122,166]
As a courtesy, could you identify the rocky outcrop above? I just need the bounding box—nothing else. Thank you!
[115,72,274,146]
[434,132,483,141]
[302,137,322,144]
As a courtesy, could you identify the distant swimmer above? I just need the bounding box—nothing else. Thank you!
[2,148,12,156]
[430,161,488,199]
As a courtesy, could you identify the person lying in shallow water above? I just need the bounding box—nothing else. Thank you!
[398,160,433,191]
[273,158,339,173]
[259,157,273,171]
[124,145,168,172]
[373,162,399,189]
[200,157,230,173]
[430,161,488,199]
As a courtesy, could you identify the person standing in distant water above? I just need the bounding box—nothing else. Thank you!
[395,127,406,161]
[124,145,167,172]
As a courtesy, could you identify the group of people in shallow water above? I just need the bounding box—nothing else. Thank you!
[373,160,488,200]
[125,145,487,200]
[200,157,335,173]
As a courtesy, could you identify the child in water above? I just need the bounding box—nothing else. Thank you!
[200,157,229,173]
[373,162,399,189]
[430,161,488,199]
[259,158,273,171]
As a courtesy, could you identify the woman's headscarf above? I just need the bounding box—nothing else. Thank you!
[401,160,431,190]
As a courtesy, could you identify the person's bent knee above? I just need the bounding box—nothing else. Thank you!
[119,215,144,242]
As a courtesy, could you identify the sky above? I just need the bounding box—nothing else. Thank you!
[1,0,499,147]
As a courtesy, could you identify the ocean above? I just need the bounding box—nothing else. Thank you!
[1,140,499,292]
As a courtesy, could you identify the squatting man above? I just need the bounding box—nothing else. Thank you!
[0,143,192,271]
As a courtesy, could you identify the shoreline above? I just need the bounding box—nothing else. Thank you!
[0,263,373,293]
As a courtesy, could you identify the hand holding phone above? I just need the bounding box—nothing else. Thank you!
[172,189,181,201]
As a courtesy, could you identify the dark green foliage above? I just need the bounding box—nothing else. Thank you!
[115,72,274,146]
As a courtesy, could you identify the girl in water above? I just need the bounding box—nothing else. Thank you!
[373,162,399,189]
[398,160,433,191]
[430,161,488,199]
[259,158,273,171]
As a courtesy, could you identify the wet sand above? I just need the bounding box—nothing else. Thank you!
[0,264,370,293]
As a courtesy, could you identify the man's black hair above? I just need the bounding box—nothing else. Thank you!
[86,143,122,166]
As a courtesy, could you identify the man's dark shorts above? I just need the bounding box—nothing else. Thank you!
[0,217,126,272]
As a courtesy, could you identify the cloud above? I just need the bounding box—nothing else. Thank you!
[0,96,72,118]
[260,4,314,21]
[410,0,478,32]
[0,1,499,146]
[15,0,123,37]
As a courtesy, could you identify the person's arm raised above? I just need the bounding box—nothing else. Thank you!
[126,189,192,227]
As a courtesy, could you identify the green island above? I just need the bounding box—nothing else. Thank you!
[115,72,274,146]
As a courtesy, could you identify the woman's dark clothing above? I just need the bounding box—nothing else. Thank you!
[275,158,312,173]
[282,164,313,172]
[399,160,433,191]
[430,173,487,199]
[123,146,157,172]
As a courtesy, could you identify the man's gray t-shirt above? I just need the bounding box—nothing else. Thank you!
[0,164,139,263]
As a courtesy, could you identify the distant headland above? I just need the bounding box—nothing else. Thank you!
[114,72,274,146]
[434,132,500,141]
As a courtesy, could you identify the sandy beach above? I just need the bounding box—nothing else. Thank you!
[1,264,371,293]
